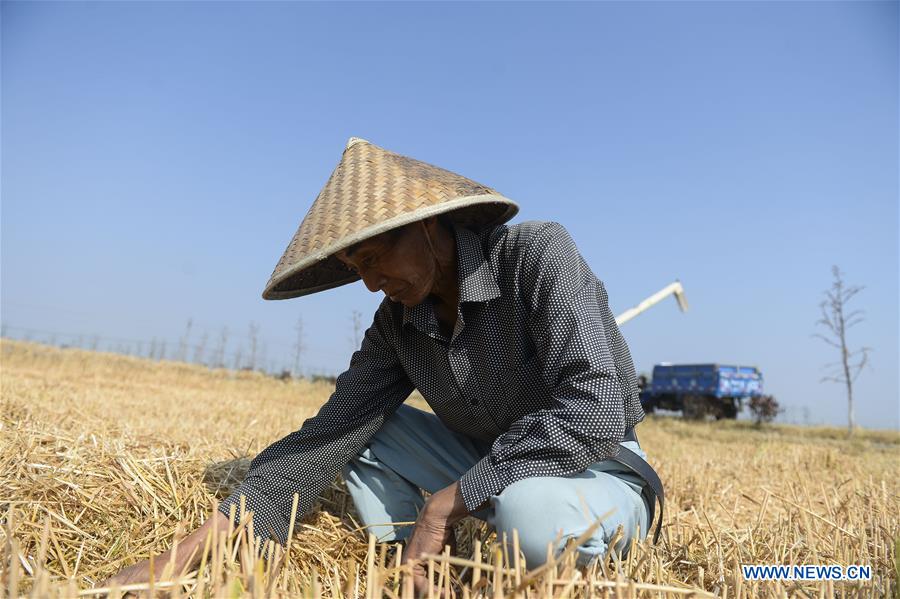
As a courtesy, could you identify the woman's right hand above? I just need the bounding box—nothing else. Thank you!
[97,511,229,594]
[99,558,158,594]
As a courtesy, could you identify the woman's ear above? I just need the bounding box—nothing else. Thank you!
[421,216,446,239]
[419,217,439,258]
[418,217,435,241]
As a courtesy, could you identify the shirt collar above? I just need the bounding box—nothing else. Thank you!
[402,225,500,332]
[455,225,501,304]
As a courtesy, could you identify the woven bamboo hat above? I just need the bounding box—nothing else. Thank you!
[262,138,519,300]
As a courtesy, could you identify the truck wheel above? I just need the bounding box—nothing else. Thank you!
[683,395,707,420]
[722,402,738,419]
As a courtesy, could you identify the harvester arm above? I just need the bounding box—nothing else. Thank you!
[615,281,689,326]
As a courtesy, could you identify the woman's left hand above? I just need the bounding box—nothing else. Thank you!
[402,481,468,596]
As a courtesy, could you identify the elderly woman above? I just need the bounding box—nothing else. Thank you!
[103,138,663,593]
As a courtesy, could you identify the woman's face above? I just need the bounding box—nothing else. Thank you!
[335,222,437,307]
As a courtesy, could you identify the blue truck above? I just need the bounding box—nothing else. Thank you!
[638,363,764,419]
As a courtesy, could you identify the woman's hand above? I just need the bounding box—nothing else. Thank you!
[402,481,469,596]
[99,558,161,596]
[98,511,230,595]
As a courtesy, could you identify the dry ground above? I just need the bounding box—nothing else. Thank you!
[1,339,897,598]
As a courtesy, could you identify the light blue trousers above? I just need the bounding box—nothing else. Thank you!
[342,405,650,568]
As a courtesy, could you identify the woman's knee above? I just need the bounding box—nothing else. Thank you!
[491,478,571,567]
[491,473,647,568]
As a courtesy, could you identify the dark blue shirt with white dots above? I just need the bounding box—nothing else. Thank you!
[219,220,645,545]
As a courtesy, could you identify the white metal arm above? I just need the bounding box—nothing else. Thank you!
[615,281,689,326]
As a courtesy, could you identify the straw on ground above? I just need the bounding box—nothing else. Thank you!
[2,339,897,597]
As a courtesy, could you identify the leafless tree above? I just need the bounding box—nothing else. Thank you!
[350,310,363,351]
[259,341,268,374]
[293,316,305,377]
[178,318,193,362]
[194,331,209,365]
[247,322,260,370]
[158,340,167,361]
[814,265,872,434]
[233,346,243,371]
[214,327,229,368]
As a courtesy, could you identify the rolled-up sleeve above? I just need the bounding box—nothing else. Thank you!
[458,222,640,512]
[219,301,414,546]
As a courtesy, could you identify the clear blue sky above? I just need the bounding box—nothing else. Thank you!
[3,2,897,430]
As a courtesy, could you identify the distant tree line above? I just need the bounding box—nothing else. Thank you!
[0,312,353,384]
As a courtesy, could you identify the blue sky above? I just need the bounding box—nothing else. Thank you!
[3,1,897,429]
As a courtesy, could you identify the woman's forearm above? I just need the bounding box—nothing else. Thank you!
[169,510,232,572]
[99,509,233,590]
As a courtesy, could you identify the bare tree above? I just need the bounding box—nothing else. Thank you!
[233,346,243,371]
[194,331,209,365]
[292,316,305,377]
[259,341,268,374]
[247,322,260,370]
[350,310,363,351]
[214,327,229,368]
[814,265,872,434]
[178,318,193,362]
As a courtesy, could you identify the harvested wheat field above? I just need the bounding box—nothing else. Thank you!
[1,339,898,598]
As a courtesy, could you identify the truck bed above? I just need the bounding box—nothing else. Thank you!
[647,363,763,399]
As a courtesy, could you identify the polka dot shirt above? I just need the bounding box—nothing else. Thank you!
[219,220,645,545]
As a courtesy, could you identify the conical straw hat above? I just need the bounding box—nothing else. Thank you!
[262,138,519,300]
